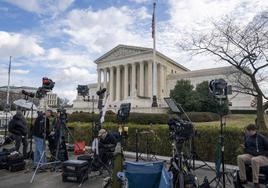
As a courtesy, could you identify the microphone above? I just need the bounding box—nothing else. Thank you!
[21,90,35,98]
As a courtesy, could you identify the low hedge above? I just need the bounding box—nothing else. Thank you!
[66,122,268,165]
[68,112,219,124]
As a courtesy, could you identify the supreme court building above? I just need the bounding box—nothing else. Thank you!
[73,44,254,113]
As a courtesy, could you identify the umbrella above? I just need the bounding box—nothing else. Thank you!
[13,99,37,110]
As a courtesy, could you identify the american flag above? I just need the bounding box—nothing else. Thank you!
[152,2,156,38]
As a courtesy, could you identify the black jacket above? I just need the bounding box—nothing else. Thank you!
[8,112,28,136]
[32,115,50,139]
[99,132,117,149]
[244,133,268,156]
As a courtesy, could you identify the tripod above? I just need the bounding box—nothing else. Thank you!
[208,100,233,188]
[136,130,157,161]
[30,98,60,183]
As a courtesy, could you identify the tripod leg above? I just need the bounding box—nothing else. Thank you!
[30,151,46,183]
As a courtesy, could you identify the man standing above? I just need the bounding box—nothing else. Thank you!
[32,110,52,167]
[237,124,268,188]
[8,107,28,158]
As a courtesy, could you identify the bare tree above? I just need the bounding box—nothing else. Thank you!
[186,12,268,129]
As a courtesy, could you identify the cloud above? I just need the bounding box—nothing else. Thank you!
[52,66,97,101]
[153,0,268,70]
[0,31,44,59]
[13,69,30,75]
[129,0,149,4]
[4,0,74,15]
[37,48,96,69]
[57,6,151,54]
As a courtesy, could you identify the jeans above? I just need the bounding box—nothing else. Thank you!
[33,136,46,167]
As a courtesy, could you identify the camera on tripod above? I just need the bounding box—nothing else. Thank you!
[117,103,131,124]
[209,79,232,100]
[57,108,68,123]
[21,90,35,98]
[168,118,194,144]
[77,85,89,97]
[36,77,55,99]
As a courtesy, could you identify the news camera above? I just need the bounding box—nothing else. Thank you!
[117,103,131,124]
[36,77,55,99]
[57,108,68,123]
[77,85,89,97]
[167,118,194,144]
[21,90,35,98]
[209,79,232,100]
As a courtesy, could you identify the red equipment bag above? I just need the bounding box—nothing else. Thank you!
[74,141,85,155]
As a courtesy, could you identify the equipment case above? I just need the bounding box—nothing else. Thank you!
[8,161,26,172]
[62,160,88,173]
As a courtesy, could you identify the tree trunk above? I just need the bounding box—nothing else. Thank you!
[256,95,266,129]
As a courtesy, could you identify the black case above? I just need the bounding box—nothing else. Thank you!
[62,167,88,183]
[8,161,26,172]
[7,154,24,165]
[77,154,93,167]
[62,160,88,173]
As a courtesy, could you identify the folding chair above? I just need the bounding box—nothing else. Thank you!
[118,161,172,188]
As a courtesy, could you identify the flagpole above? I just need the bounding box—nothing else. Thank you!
[152,1,158,107]
[4,56,11,139]
[7,56,11,107]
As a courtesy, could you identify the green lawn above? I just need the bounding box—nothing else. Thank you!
[195,114,268,128]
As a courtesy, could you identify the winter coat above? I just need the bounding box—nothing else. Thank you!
[8,112,28,136]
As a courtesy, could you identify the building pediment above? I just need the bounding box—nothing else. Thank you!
[95,45,151,63]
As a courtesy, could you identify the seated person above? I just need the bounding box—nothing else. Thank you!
[237,123,268,188]
[98,129,117,164]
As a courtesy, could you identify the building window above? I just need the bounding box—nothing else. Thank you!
[171,70,173,74]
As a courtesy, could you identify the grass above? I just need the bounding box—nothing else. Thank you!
[195,114,268,128]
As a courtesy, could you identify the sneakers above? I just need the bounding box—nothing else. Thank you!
[254,183,260,188]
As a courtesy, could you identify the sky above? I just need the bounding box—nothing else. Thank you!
[0,0,267,102]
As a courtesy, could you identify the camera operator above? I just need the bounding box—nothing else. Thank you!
[32,110,52,167]
[98,129,117,164]
[8,106,28,158]
[237,123,268,188]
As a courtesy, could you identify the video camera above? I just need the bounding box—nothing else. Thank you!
[57,108,68,123]
[167,118,194,143]
[21,90,35,98]
[117,103,131,124]
[77,85,89,97]
[97,88,106,110]
[209,79,232,100]
[36,77,55,99]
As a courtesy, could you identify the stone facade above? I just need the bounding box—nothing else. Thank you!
[72,44,254,113]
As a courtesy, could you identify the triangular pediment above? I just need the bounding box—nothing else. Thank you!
[95,45,151,63]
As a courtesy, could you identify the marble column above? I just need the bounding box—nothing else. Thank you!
[131,63,136,97]
[147,61,153,98]
[116,65,121,101]
[159,64,164,98]
[153,62,158,97]
[97,69,101,90]
[103,68,107,89]
[139,62,144,96]
[109,67,114,101]
[124,64,129,99]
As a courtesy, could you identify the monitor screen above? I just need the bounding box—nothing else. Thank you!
[164,97,182,114]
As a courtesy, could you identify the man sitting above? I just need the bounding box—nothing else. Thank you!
[98,129,117,165]
[237,123,268,188]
